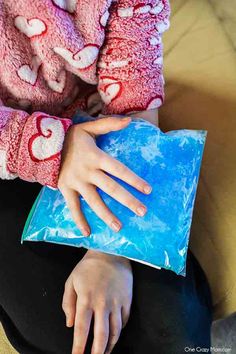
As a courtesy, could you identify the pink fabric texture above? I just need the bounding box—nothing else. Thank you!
[0,0,170,187]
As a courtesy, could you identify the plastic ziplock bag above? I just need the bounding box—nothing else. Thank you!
[22,119,206,275]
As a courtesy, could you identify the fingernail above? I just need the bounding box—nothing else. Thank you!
[82,228,90,237]
[136,206,147,217]
[111,221,121,232]
[143,185,152,194]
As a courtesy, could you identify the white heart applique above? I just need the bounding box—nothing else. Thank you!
[29,116,66,162]
[147,96,163,110]
[52,0,77,13]
[134,4,152,14]
[14,16,47,38]
[47,70,66,93]
[0,150,17,180]
[117,7,134,18]
[100,10,110,27]
[153,56,163,65]
[156,20,170,34]
[99,81,122,105]
[117,2,164,18]
[149,36,161,46]
[54,45,99,69]
[17,56,41,85]
[150,2,164,15]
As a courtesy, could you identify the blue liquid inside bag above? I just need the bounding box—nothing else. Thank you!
[22,119,206,275]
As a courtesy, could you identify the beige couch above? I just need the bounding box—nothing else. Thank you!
[161,0,236,320]
[1,0,236,351]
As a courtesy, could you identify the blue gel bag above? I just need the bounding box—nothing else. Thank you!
[22,119,206,275]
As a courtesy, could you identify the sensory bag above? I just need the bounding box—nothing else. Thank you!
[22,118,206,275]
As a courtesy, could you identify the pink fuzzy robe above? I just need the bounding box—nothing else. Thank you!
[0,0,170,187]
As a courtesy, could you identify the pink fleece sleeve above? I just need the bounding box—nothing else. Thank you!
[0,107,72,188]
[97,0,170,115]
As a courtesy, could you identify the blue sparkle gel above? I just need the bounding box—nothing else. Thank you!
[22,118,206,275]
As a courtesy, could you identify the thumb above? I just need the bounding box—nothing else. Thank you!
[81,116,131,136]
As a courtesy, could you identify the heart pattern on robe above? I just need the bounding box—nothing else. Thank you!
[14,16,47,38]
[29,116,66,162]
[52,0,77,13]
[99,77,122,105]
[17,56,41,85]
[156,19,170,33]
[117,1,164,18]
[147,96,163,110]
[153,56,163,65]
[54,44,99,69]
[47,70,67,93]
[0,149,17,179]
[100,10,110,27]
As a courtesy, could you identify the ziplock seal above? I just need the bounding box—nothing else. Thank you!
[21,189,43,244]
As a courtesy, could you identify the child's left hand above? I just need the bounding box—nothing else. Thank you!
[62,250,133,354]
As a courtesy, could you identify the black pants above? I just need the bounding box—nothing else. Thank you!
[0,179,212,354]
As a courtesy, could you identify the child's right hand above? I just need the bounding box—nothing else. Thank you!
[58,117,152,236]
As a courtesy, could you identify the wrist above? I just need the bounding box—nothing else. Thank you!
[129,108,159,126]
[85,249,131,266]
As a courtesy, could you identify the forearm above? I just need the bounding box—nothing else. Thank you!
[0,106,71,186]
[85,249,132,267]
[98,0,170,115]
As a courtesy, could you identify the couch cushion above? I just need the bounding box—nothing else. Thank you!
[209,0,236,50]
[0,324,18,354]
[162,0,236,318]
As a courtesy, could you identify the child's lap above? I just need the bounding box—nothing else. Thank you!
[0,179,212,354]
[0,179,84,353]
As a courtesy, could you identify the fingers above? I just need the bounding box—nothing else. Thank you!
[81,185,122,232]
[62,188,90,236]
[62,277,77,328]
[99,152,152,195]
[93,172,147,217]
[91,310,109,354]
[121,305,131,329]
[81,117,131,136]
[72,302,93,354]
[105,310,122,354]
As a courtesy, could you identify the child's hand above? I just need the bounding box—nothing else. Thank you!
[58,117,151,236]
[62,250,133,354]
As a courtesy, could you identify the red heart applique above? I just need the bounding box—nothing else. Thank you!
[28,116,67,162]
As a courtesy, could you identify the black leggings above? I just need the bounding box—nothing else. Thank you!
[0,179,212,354]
